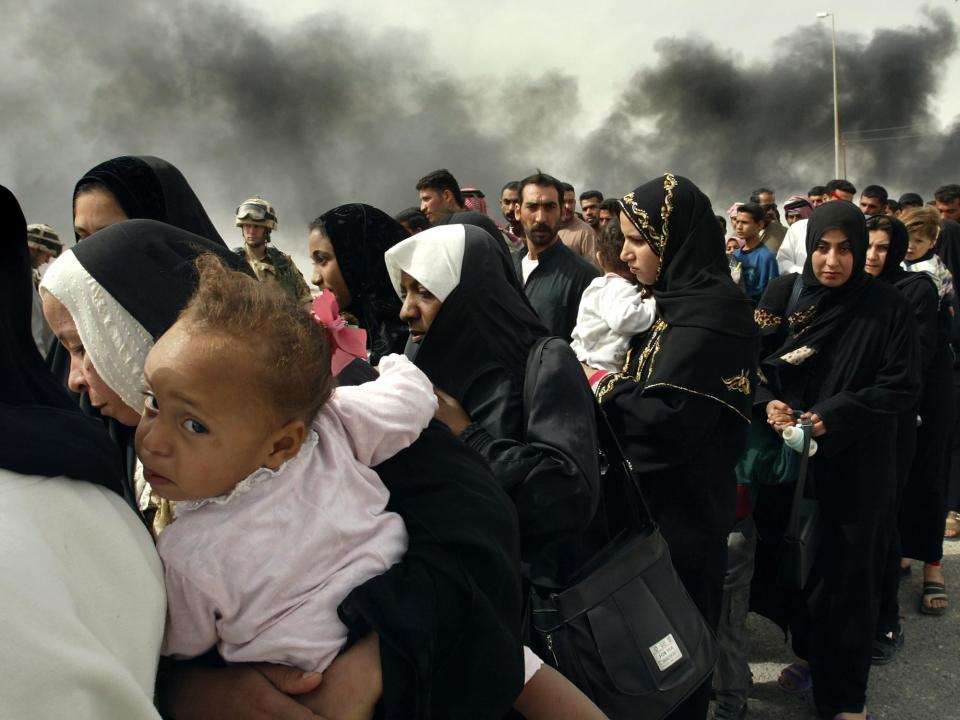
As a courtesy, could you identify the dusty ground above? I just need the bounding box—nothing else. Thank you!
[710,539,959,719]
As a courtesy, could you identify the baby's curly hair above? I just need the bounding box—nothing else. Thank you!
[179,254,333,424]
[596,218,632,276]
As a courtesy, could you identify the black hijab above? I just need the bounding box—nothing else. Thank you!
[390,224,548,406]
[435,211,519,280]
[619,173,755,337]
[867,214,915,287]
[70,219,250,340]
[0,184,124,493]
[758,201,871,367]
[73,155,223,244]
[319,204,410,361]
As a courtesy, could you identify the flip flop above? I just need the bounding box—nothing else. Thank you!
[777,662,812,693]
[920,581,948,616]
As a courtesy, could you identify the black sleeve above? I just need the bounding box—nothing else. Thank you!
[338,420,524,720]
[812,299,922,457]
[900,278,939,373]
[459,347,600,584]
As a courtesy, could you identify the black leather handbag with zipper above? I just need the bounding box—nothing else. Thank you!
[523,337,718,720]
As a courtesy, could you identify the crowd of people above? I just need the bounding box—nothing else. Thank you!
[4,153,960,720]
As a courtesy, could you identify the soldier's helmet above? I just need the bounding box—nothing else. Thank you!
[235,196,278,230]
[26,223,63,258]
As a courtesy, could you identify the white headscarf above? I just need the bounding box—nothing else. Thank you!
[40,250,153,413]
[384,224,466,302]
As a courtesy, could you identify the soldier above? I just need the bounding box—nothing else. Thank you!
[233,196,312,310]
[27,223,63,353]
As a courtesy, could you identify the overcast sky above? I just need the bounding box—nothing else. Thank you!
[5,0,960,278]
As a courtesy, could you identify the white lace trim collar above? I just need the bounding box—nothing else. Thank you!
[173,430,319,514]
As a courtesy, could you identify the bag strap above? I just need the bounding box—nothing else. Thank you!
[522,336,554,435]
[785,419,814,536]
[778,273,804,335]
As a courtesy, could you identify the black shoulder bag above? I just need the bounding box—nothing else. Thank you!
[523,337,717,720]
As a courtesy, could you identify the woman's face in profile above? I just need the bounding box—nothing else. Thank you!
[618,211,659,285]
[41,292,142,426]
[73,189,128,241]
[307,228,353,308]
[811,228,854,288]
[398,271,442,344]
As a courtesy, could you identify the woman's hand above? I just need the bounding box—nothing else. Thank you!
[158,662,326,720]
[800,411,827,438]
[434,388,471,435]
[295,633,382,720]
[766,399,795,434]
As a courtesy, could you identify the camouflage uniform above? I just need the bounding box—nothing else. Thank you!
[235,244,313,306]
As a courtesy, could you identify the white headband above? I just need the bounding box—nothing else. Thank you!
[40,250,153,414]
[384,224,466,302]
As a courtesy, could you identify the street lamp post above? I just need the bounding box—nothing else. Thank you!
[817,11,841,179]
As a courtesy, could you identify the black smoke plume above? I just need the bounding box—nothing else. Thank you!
[3,1,959,270]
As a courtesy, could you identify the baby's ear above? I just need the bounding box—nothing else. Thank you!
[264,419,306,470]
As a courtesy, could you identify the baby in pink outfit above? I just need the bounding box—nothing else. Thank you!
[135,258,436,673]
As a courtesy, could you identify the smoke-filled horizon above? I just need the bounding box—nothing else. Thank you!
[4,0,959,273]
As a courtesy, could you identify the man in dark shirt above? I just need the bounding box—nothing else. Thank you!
[512,171,600,341]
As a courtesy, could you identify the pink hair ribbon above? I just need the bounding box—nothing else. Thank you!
[311,291,368,375]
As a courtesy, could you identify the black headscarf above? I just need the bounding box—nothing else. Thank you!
[73,155,223,244]
[70,219,250,340]
[435,211,520,280]
[318,204,410,362]
[867,214,913,286]
[758,201,871,368]
[389,224,548,405]
[0,184,124,492]
[619,174,755,337]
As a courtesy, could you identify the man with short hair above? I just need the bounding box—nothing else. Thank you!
[935,184,960,222]
[808,185,828,208]
[579,190,603,230]
[750,187,787,253]
[557,182,599,267]
[416,168,465,223]
[899,192,924,210]
[777,179,858,274]
[512,172,600,341]
[885,199,900,216]
[598,198,620,230]
[825,178,857,202]
[500,181,523,238]
[859,185,889,216]
[733,203,779,303]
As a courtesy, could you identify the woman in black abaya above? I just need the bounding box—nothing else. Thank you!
[752,202,920,719]
[72,155,222,242]
[384,223,600,590]
[864,214,939,651]
[40,219,524,720]
[593,174,758,720]
[307,203,410,365]
[0,185,164,717]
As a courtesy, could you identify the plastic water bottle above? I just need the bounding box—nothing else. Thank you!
[782,424,818,456]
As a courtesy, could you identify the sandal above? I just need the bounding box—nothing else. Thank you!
[946,511,959,541]
[920,581,948,616]
[777,662,812,693]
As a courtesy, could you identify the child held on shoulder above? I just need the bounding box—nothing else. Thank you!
[571,217,656,385]
[139,256,607,720]
[137,255,436,678]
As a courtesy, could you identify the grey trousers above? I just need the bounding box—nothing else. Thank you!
[713,516,757,709]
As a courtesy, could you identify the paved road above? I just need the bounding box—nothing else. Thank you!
[711,538,959,719]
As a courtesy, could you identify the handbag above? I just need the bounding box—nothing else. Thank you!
[776,418,820,590]
[523,337,717,720]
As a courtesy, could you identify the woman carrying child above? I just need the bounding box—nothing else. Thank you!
[40,219,526,719]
